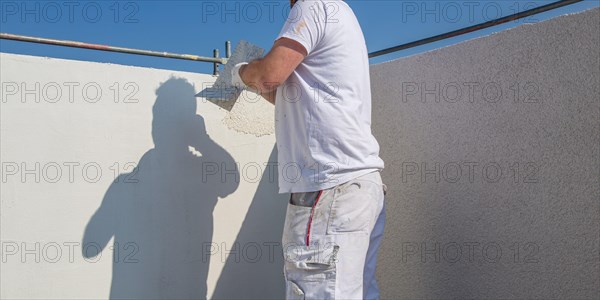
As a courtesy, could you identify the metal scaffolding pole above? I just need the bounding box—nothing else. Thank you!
[0,33,228,72]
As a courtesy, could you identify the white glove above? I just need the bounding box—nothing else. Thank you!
[231,62,249,90]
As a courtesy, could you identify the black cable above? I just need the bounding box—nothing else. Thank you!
[368,0,584,58]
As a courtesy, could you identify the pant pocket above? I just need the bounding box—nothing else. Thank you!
[286,280,305,300]
[283,243,339,300]
[283,201,313,246]
[327,181,376,234]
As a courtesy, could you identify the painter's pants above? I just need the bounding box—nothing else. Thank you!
[282,171,387,300]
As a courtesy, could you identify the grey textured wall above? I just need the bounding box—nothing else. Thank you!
[370,8,599,299]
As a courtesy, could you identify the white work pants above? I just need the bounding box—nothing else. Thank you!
[282,171,387,300]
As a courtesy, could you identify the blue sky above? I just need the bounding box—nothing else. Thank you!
[1,0,598,75]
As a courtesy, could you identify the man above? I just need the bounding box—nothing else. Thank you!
[231,0,386,299]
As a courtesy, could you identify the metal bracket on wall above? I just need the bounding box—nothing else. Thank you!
[212,41,233,76]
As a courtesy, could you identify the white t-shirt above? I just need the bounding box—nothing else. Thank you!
[274,0,384,193]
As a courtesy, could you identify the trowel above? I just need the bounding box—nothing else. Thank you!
[196,40,265,111]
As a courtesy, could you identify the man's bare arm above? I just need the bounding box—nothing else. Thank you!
[239,37,307,105]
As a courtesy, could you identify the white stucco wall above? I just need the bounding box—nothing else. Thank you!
[0,53,287,299]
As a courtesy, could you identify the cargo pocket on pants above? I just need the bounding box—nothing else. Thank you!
[286,280,305,300]
[283,243,339,300]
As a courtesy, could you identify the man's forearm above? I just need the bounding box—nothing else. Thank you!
[234,38,306,104]
[239,61,278,105]
[261,89,276,105]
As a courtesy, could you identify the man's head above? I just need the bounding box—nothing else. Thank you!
[291,0,343,8]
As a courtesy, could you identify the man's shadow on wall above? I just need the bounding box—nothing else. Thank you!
[212,147,288,299]
[82,77,239,299]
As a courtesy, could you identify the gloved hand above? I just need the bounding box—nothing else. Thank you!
[231,62,249,90]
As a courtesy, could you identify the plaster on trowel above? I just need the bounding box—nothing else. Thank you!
[196,40,265,111]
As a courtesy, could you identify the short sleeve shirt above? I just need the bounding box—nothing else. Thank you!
[275,0,384,193]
